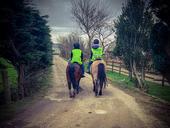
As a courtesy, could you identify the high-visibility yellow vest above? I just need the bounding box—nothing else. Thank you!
[91,47,103,61]
[71,49,82,65]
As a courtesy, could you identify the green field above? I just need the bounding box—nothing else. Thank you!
[107,71,170,102]
[0,58,17,92]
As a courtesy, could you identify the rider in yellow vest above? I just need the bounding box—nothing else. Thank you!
[87,39,103,73]
[70,42,85,77]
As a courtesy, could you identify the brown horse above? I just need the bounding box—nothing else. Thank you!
[91,60,107,96]
[66,63,82,98]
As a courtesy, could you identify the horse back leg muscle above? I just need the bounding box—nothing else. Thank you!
[93,80,95,92]
[95,80,99,96]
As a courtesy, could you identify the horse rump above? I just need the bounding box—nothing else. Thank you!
[68,63,81,95]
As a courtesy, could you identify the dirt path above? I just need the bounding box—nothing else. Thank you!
[2,55,169,128]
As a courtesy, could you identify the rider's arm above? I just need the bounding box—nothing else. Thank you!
[90,50,93,59]
[71,51,73,60]
[81,52,83,62]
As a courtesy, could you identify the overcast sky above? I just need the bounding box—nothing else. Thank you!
[32,0,125,43]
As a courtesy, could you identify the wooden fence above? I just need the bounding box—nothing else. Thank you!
[106,60,169,86]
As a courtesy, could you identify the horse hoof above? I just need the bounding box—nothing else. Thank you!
[69,94,73,98]
[76,89,79,94]
[69,92,72,98]
[99,91,102,95]
[72,92,76,98]
[93,87,95,92]
[99,93,102,96]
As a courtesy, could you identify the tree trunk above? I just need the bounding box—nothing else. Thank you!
[101,41,104,50]
[131,33,144,89]
[141,64,145,81]
[87,35,93,57]
[1,69,11,104]
[132,60,144,89]
[88,38,92,49]
[129,58,133,81]
[18,64,25,99]
[128,70,133,81]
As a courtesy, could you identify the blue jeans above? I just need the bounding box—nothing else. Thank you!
[87,61,93,73]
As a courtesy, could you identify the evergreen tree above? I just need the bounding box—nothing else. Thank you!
[150,0,170,83]
[114,0,153,89]
[0,0,52,98]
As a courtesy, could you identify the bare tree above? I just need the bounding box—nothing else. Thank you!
[96,21,115,51]
[57,33,86,59]
[71,0,109,51]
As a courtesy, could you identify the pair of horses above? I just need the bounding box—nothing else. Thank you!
[66,60,107,98]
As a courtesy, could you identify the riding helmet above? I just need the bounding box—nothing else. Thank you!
[93,39,99,44]
[73,42,80,49]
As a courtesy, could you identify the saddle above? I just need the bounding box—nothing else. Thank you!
[72,62,80,65]
[94,58,102,61]
[68,62,82,72]
[68,62,84,77]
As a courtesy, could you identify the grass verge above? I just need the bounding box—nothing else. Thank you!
[0,58,17,92]
[107,71,170,102]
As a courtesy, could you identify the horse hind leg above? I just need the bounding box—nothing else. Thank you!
[93,81,95,92]
[72,82,77,98]
[95,80,99,96]
[69,90,73,98]
[72,89,76,98]
[76,83,79,94]
[68,82,73,98]
[95,87,98,96]
[68,81,76,98]
[99,89,102,96]
[93,86,95,92]
[99,81,103,96]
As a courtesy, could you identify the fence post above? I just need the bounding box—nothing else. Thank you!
[162,75,165,86]
[141,66,145,81]
[112,60,114,72]
[119,63,121,75]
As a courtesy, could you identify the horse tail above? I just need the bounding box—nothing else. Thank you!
[97,63,106,87]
